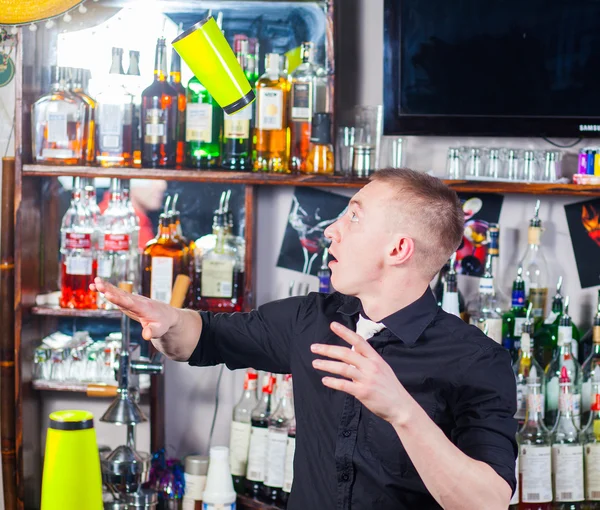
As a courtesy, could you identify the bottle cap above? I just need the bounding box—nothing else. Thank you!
[593,394,600,412]
[185,455,209,476]
[310,112,331,145]
[209,446,229,461]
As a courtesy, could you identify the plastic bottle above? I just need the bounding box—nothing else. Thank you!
[202,446,236,510]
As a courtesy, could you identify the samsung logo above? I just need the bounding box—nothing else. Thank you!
[579,124,600,132]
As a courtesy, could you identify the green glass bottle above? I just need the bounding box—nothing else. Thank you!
[185,76,222,169]
[502,266,527,362]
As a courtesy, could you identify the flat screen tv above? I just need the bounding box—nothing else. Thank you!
[383,0,600,137]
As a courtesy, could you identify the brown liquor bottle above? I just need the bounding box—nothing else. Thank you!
[141,37,177,168]
[169,47,186,169]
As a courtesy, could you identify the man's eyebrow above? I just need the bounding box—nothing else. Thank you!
[349,198,363,210]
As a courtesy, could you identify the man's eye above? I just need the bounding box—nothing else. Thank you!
[350,211,359,222]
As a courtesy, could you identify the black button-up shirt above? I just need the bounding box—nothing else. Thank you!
[188,288,518,509]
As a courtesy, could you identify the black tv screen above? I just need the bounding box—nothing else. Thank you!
[383,0,600,137]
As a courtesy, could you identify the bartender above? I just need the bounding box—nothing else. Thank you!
[93,168,517,510]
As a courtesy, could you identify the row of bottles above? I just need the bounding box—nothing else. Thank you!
[33,35,332,174]
[59,182,245,313]
[229,370,295,508]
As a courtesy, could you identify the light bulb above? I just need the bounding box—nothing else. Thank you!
[10,26,18,35]
[78,4,87,13]
[45,20,55,29]
[28,24,38,32]
[63,12,72,23]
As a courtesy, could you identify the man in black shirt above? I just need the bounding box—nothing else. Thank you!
[93,168,517,510]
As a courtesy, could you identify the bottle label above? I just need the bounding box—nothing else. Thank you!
[65,232,92,250]
[520,445,552,503]
[150,257,173,303]
[47,111,68,143]
[482,318,502,344]
[144,108,166,144]
[264,428,289,489]
[527,392,543,414]
[283,436,296,493]
[229,421,252,477]
[544,311,560,325]
[97,257,112,279]
[514,318,528,338]
[520,332,531,353]
[586,443,600,500]
[516,383,527,420]
[558,326,572,347]
[529,287,548,318]
[318,274,330,293]
[184,472,207,500]
[224,118,250,139]
[559,392,574,413]
[509,454,519,505]
[478,277,495,295]
[291,82,312,120]
[511,288,526,308]
[65,255,93,276]
[258,88,283,130]
[99,104,124,149]
[201,259,234,298]
[186,103,213,142]
[246,426,269,481]
[104,233,130,252]
[594,326,600,345]
[552,444,584,502]
[202,504,235,510]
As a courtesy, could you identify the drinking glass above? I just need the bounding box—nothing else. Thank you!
[380,136,405,169]
[543,151,561,182]
[446,147,462,179]
[353,105,383,169]
[336,127,356,177]
[506,149,521,180]
[485,148,503,179]
[465,148,482,178]
[523,150,540,182]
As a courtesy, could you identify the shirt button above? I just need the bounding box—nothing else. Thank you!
[343,430,351,438]
[342,473,350,482]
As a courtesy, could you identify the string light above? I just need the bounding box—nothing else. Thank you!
[10,26,18,35]
[28,24,38,32]
[78,4,87,14]
[63,12,72,23]
[45,20,55,29]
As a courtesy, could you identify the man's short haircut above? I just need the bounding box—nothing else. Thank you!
[371,168,464,279]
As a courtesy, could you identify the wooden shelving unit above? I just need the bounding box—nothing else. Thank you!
[237,495,282,510]
[23,164,600,195]
[31,306,122,319]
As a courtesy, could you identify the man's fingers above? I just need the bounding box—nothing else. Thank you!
[330,322,379,358]
[321,376,358,396]
[311,343,367,368]
[313,359,362,381]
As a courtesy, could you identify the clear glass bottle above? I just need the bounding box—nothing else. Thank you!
[502,266,528,362]
[169,46,186,169]
[441,253,461,317]
[230,368,259,494]
[185,76,222,169]
[551,366,585,509]
[317,247,331,293]
[518,366,553,510]
[304,112,334,175]
[96,48,134,168]
[83,179,101,252]
[246,373,275,498]
[125,50,143,168]
[582,392,600,506]
[254,53,290,173]
[70,67,96,166]
[545,298,583,430]
[433,254,466,319]
[141,37,177,168]
[519,200,550,320]
[280,407,296,508]
[581,297,600,429]
[97,179,131,309]
[535,277,566,367]
[262,375,294,504]
[32,66,86,165]
[122,187,140,291]
[486,223,510,314]
[469,254,502,344]
[60,184,97,309]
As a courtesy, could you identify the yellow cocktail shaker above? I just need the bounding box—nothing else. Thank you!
[172,16,255,115]
[41,410,103,510]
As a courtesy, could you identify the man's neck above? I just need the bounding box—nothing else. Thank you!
[358,279,430,323]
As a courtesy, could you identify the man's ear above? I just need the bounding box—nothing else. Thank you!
[388,234,415,265]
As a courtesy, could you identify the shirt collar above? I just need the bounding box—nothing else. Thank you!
[337,288,439,346]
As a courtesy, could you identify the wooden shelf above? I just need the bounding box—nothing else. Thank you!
[32,380,116,394]
[237,495,282,510]
[21,164,600,195]
[31,306,121,319]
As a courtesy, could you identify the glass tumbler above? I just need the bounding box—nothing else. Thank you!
[336,127,356,177]
[446,147,462,179]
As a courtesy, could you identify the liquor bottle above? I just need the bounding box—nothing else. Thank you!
[581,298,600,429]
[141,37,177,168]
[519,200,550,320]
[122,187,140,290]
[439,253,460,317]
[502,266,528,362]
[70,68,96,166]
[222,38,254,171]
[97,179,131,309]
[469,254,502,344]
[185,75,222,169]
[433,254,466,319]
[197,205,244,313]
[83,179,101,250]
[534,277,566,367]
[262,375,294,504]
[580,290,600,369]
[32,66,86,165]
[551,366,585,508]
[60,183,97,309]
[318,247,331,293]
[514,304,545,427]
[95,48,134,168]
[169,46,186,168]
[487,223,510,314]
[304,112,334,175]
[125,50,143,168]
[280,410,296,509]
[518,366,553,510]
[230,368,259,494]
[141,197,187,304]
[254,53,290,173]
[545,297,583,430]
[583,393,600,506]
[246,373,276,498]
[168,194,194,307]
[289,42,323,172]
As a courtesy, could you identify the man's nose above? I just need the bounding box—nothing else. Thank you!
[324,221,341,243]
